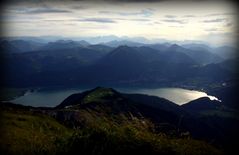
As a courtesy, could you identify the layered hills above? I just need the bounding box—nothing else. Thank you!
[1,39,237,88]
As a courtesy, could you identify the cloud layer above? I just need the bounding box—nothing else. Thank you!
[0,0,237,46]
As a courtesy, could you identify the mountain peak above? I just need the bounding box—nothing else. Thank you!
[88,87,118,98]
[77,40,90,46]
[104,40,144,47]
[115,45,131,49]
[55,39,74,43]
[108,45,138,57]
[169,44,181,49]
[93,86,114,91]
[56,87,122,109]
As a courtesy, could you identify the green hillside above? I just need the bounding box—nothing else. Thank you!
[0,87,224,155]
[0,109,72,155]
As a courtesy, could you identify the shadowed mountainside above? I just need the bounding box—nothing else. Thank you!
[1,39,237,88]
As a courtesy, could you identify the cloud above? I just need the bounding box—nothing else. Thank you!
[99,9,153,17]
[130,18,151,21]
[204,28,218,32]
[98,11,111,14]
[225,22,233,27]
[182,15,196,18]
[154,21,161,24]
[162,19,187,24]
[44,18,118,24]
[202,18,227,23]
[165,15,177,18]
[43,17,150,24]
[78,18,116,23]
[105,0,166,2]
[70,5,86,10]
[115,18,151,22]
[120,10,153,16]
[169,25,184,28]
[18,7,72,14]
[44,19,68,22]
[206,12,236,16]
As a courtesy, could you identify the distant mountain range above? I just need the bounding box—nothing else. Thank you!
[0,39,237,88]
[1,38,237,59]
[1,35,236,47]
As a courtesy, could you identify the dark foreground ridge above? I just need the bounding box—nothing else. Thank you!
[0,87,239,155]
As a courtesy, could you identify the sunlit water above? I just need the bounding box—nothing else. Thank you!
[10,87,220,107]
[117,88,220,105]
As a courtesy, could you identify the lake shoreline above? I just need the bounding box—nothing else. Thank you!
[2,85,220,107]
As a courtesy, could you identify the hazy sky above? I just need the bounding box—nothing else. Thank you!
[0,0,238,45]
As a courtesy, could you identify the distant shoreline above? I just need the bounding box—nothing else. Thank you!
[0,84,212,102]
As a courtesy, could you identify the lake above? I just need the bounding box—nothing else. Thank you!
[10,87,220,107]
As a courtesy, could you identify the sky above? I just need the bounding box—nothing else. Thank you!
[0,0,238,46]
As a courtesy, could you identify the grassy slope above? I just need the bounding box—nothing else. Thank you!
[0,105,223,155]
[64,120,222,155]
[0,110,72,155]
